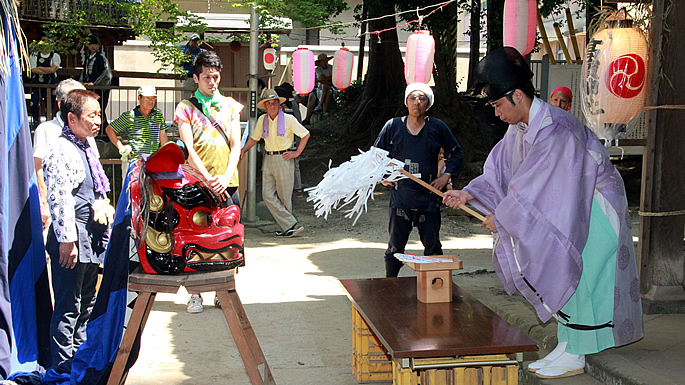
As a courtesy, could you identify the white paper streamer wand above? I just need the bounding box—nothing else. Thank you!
[306,147,486,224]
[305,147,406,225]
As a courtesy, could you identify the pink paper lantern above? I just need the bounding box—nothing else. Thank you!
[332,47,354,90]
[263,48,277,71]
[503,0,537,56]
[292,48,315,95]
[405,30,434,84]
[581,18,648,141]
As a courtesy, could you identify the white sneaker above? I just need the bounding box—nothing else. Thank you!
[527,341,568,372]
[214,295,221,308]
[535,352,585,379]
[186,294,203,313]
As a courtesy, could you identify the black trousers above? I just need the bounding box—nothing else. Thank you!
[30,85,54,127]
[383,207,443,277]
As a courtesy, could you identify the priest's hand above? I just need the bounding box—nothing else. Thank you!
[442,189,473,209]
[483,214,497,233]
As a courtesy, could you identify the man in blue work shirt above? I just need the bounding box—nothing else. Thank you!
[181,34,204,101]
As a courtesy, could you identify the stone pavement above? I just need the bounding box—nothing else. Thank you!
[123,193,685,385]
[456,270,685,385]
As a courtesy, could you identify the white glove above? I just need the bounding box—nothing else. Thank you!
[119,145,133,162]
[93,199,115,226]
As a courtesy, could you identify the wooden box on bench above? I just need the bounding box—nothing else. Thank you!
[353,306,393,382]
[392,355,519,385]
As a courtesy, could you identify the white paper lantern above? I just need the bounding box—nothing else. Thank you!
[332,47,354,90]
[405,30,434,84]
[503,0,537,56]
[581,18,648,141]
[292,48,315,95]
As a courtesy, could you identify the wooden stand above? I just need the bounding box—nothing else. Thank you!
[406,256,463,303]
[342,278,538,385]
[107,269,275,385]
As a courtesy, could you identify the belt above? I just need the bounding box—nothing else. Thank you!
[266,150,288,155]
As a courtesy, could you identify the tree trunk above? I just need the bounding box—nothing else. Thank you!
[467,0,481,89]
[356,0,367,81]
[432,7,458,97]
[346,2,405,148]
[638,0,685,307]
[486,0,504,51]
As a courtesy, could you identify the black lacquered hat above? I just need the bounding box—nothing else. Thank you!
[475,47,534,102]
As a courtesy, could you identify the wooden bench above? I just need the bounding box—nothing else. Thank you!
[341,278,538,385]
[107,269,275,385]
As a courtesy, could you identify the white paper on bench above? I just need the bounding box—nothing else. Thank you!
[394,253,453,264]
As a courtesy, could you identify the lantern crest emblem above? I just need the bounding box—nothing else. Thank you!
[606,54,645,99]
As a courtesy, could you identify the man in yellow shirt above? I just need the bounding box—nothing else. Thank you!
[175,50,243,313]
[241,89,310,237]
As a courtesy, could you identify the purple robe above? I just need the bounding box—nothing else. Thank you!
[465,99,643,347]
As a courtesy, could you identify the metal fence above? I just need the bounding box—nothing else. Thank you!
[24,83,251,205]
[25,84,250,129]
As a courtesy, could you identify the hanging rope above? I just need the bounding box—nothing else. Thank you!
[298,0,456,35]
[644,105,685,110]
[638,210,685,217]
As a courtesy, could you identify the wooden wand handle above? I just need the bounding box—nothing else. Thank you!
[398,169,487,222]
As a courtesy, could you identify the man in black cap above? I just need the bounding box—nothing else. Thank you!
[443,47,643,379]
[29,31,61,128]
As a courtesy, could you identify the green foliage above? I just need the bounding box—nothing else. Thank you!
[539,0,587,19]
[228,0,348,34]
[36,0,209,74]
[31,10,91,56]
[336,78,363,106]
[129,0,211,74]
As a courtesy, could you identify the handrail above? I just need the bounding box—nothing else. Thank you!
[22,83,251,127]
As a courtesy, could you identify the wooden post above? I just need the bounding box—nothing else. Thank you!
[565,8,582,64]
[553,23,573,65]
[537,10,556,65]
[639,1,685,308]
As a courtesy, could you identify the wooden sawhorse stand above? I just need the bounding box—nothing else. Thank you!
[107,269,275,385]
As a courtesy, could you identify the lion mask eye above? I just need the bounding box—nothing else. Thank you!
[191,210,212,228]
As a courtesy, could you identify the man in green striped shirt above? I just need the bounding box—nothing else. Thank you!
[106,85,169,176]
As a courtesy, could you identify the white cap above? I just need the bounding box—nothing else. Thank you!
[404,83,434,110]
[137,85,157,97]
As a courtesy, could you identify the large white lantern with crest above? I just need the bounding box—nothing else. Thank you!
[581,13,648,142]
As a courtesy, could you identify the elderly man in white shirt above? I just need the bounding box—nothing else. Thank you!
[34,79,100,228]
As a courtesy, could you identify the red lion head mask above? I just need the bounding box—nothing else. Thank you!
[130,143,244,274]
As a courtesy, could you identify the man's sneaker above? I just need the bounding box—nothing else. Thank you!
[214,295,221,308]
[186,294,203,313]
[313,105,323,113]
[285,224,304,237]
[275,224,304,238]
